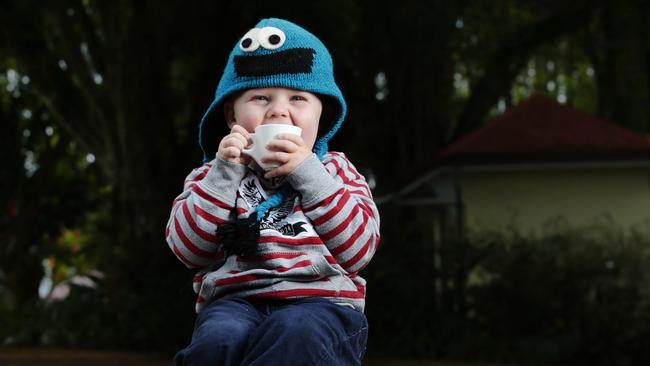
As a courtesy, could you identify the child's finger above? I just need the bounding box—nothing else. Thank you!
[264,168,279,179]
[266,139,297,152]
[230,125,250,138]
[232,133,250,149]
[276,133,305,146]
[221,146,241,159]
[230,130,252,147]
[264,165,289,179]
[261,151,290,164]
[222,135,246,150]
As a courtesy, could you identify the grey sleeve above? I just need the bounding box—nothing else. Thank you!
[285,153,344,207]
[197,157,248,207]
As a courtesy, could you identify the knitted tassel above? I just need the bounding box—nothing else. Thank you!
[217,215,260,257]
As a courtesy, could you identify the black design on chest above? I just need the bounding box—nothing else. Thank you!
[241,179,264,207]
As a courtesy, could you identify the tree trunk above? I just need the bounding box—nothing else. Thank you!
[593,0,650,132]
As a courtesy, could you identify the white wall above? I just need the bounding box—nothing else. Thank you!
[461,167,650,235]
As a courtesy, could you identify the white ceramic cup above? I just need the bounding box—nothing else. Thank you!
[242,124,302,170]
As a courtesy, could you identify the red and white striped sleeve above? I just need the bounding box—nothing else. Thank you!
[287,152,380,274]
[165,158,248,269]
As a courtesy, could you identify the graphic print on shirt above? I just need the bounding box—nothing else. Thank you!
[259,199,310,236]
[238,175,316,237]
[240,176,266,206]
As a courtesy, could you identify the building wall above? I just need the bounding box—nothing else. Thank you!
[461,167,650,235]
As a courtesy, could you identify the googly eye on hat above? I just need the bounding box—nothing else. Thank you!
[239,28,261,52]
[257,27,286,50]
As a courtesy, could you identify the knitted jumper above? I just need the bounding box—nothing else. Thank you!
[166,152,380,312]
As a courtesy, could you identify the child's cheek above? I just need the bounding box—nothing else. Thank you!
[237,115,261,133]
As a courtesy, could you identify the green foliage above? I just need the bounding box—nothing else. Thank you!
[364,219,650,364]
[461,228,650,364]
[510,41,598,113]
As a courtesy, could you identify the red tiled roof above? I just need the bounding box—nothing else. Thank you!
[437,93,650,165]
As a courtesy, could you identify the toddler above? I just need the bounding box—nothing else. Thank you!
[166,18,380,366]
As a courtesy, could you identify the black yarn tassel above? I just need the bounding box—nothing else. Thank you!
[217,215,260,257]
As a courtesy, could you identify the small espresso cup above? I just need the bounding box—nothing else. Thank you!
[242,124,302,170]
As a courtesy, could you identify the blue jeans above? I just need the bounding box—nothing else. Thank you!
[174,297,368,366]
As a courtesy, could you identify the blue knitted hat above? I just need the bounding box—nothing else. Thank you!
[198,18,347,164]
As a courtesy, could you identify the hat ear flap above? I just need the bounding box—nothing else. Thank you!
[317,95,341,137]
[199,100,224,162]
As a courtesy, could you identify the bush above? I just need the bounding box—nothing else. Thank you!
[364,218,650,365]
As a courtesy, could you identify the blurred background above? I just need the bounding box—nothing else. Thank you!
[3,0,650,365]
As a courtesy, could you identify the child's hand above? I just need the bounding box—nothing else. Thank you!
[217,125,252,165]
[262,133,311,178]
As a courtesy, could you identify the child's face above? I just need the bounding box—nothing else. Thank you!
[225,87,322,150]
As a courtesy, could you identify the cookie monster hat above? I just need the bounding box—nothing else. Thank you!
[198,18,347,163]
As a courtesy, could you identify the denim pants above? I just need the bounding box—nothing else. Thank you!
[174,297,368,366]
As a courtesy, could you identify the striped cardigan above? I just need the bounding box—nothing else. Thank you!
[166,152,380,312]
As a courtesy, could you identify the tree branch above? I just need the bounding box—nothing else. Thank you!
[452,0,600,142]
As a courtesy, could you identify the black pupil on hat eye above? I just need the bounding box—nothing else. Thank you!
[269,35,281,45]
[242,38,252,48]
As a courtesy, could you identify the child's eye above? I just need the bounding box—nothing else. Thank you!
[252,95,269,101]
[291,95,307,101]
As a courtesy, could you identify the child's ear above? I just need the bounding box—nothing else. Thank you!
[223,101,236,129]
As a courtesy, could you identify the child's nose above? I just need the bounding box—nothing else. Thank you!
[265,102,290,120]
